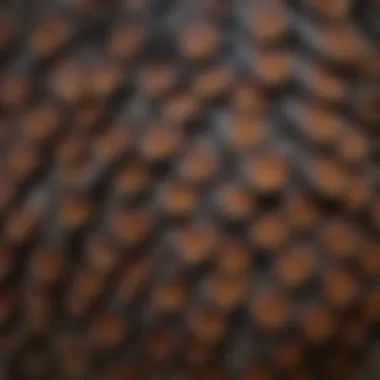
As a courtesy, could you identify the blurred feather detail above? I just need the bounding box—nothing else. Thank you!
[0,0,378,379]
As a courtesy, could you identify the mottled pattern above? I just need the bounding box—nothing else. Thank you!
[0,0,379,379]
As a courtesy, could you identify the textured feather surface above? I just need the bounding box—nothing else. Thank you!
[0,0,379,379]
